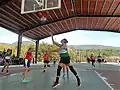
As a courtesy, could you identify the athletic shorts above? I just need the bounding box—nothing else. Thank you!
[44,60,50,64]
[4,59,10,64]
[59,56,70,64]
[91,60,95,63]
[53,61,56,63]
[97,59,101,63]
[23,59,31,68]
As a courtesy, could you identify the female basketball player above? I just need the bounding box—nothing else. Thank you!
[50,33,81,88]
[22,47,33,82]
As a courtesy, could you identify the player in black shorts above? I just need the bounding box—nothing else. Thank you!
[50,33,81,88]
[43,52,50,72]
[97,55,102,67]
[90,54,96,68]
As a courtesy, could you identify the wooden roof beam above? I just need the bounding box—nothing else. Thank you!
[0,0,12,7]
[23,14,120,33]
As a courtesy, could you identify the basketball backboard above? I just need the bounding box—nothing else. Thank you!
[21,0,61,14]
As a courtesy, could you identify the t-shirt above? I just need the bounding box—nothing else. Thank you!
[5,52,11,60]
[59,48,69,57]
[91,56,96,61]
[25,52,32,62]
[44,54,49,61]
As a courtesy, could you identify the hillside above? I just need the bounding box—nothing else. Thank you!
[11,41,34,46]
[0,41,120,50]
[68,45,120,50]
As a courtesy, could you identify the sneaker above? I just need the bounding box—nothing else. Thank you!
[43,70,45,72]
[52,82,60,88]
[77,78,81,87]
[22,79,30,83]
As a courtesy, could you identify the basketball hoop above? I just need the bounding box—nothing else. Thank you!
[21,0,61,14]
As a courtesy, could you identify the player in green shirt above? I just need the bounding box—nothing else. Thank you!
[50,33,81,88]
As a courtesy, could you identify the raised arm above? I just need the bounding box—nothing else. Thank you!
[50,33,61,47]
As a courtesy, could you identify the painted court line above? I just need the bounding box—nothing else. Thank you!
[94,71,114,90]
[10,73,17,76]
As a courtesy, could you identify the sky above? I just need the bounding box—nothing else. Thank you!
[1,27,120,47]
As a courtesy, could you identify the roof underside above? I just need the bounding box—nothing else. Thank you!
[0,0,120,40]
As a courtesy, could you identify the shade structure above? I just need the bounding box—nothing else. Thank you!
[0,0,120,40]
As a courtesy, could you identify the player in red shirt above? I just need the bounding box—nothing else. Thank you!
[22,47,33,83]
[43,51,50,72]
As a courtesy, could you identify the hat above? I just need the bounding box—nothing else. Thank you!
[61,38,68,43]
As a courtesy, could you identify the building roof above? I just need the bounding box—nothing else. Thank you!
[0,0,120,40]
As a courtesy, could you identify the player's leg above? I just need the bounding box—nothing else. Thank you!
[98,59,101,68]
[92,60,95,68]
[5,59,9,73]
[53,61,56,67]
[1,60,7,72]
[92,61,94,67]
[68,64,81,86]
[66,65,69,79]
[52,63,63,88]
[47,61,50,67]
[22,59,30,82]
[43,61,47,72]
[63,64,65,78]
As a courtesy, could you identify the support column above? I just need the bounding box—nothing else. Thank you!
[17,33,22,58]
[35,40,39,64]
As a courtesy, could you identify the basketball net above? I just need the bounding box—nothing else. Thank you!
[35,0,44,8]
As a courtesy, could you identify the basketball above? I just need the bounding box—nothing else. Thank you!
[40,16,47,22]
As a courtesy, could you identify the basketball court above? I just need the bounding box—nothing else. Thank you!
[0,63,120,90]
[0,0,120,90]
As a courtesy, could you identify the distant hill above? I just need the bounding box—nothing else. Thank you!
[0,43,11,46]
[11,41,34,46]
[0,41,34,46]
[0,41,120,50]
[68,45,120,50]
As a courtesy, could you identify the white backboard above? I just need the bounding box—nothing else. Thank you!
[21,0,61,14]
